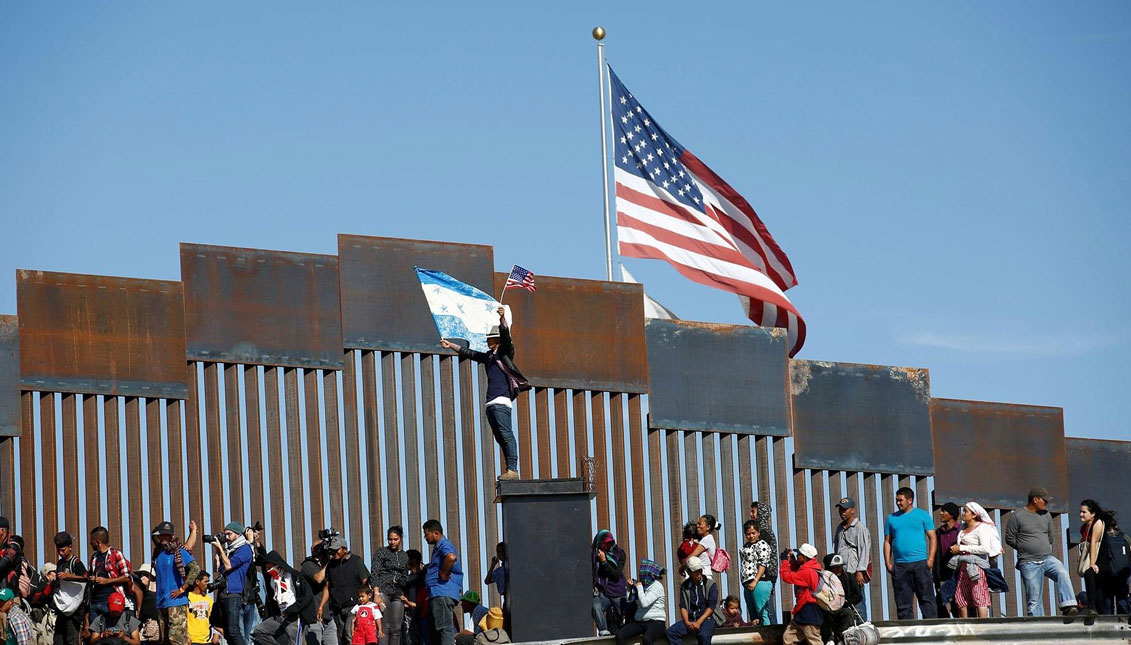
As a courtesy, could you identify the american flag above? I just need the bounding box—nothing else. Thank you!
[504,265,536,292]
[609,67,806,356]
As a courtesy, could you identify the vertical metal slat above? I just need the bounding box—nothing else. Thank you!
[203,364,224,534]
[62,393,80,533]
[284,367,306,563]
[361,351,382,556]
[166,399,185,532]
[244,366,265,528]
[323,369,345,534]
[772,437,792,612]
[628,395,647,574]
[736,435,753,513]
[381,352,402,528]
[341,353,363,549]
[476,366,498,587]
[124,396,143,558]
[516,389,532,479]
[863,473,883,620]
[554,389,570,477]
[304,368,325,537]
[82,395,100,529]
[401,354,421,548]
[590,392,610,530]
[811,469,828,556]
[20,393,37,563]
[420,355,440,526]
[649,430,667,567]
[719,433,739,603]
[439,357,460,544]
[458,358,482,590]
[264,367,286,557]
[535,388,551,476]
[665,430,683,558]
[145,398,164,532]
[184,364,205,562]
[881,473,897,617]
[224,364,244,521]
[610,393,630,562]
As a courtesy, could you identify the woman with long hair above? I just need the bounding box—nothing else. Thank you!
[947,502,1002,618]
[1079,499,1109,615]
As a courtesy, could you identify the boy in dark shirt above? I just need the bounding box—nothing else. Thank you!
[821,555,863,644]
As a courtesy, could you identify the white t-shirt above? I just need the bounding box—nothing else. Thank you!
[698,534,717,578]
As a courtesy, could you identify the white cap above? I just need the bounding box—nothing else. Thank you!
[685,557,705,572]
[829,554,844,567]
[798,543,818,559]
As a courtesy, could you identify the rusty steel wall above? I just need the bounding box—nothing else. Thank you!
[931,398,1069,513]
[16,271,188,398]
[1067,438,1131,534]
[338,235,496,352]
[181,243,343,369]
[645,320,790,435]
[790,360,934,475]
[0,316,18,437]
[493,273,648,393]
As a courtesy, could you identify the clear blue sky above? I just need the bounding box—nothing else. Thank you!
[1,3,1128,442]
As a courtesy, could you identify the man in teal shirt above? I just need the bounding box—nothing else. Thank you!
[884,487,937,619]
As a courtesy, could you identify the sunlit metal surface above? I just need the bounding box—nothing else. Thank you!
[0,316,18,437]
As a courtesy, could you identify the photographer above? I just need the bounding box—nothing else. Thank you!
[325,538,370,645]
[302,531,338,645]
[371,527,408,645]
[779,545,822,645]
[210,522,254,645]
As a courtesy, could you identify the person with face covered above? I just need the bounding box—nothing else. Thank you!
[613,559,666,645]
[591,530,628,636]
[252,551,313,645]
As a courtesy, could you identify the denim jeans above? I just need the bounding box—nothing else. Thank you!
[243,601,261,643]
[429,596,459,645]
[592,594,613,633]
[378,593,404,645]
[223,595,249,645]
[666,616,715,645]
[305,618,340,645]
[853,595,868,622]
[890,560,938,619]
[486,404,518,471]
[1017,557,1076,616]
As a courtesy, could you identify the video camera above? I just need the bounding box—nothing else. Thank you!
[311,527,341,560]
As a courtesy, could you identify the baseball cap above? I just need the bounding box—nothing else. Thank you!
[41,563,57,576]
[107,591,126,612]
[327,536,348,552]
[135,563,154,579]
[460,590,481,604]
[0,588,14,602]
[224,521,246,534]
[798,543,818,559]
[836,497,856,509]
[685,557,705,572]
[151,521,175,537]
[829,554,845,567]
[1028,487,1051,502]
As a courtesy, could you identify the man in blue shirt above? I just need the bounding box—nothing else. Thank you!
[216,522,255,645]
[884,487,938,619]
[423,520,463,645]
[152,521,201,645]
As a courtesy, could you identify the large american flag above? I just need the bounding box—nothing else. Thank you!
[609,67,806,356]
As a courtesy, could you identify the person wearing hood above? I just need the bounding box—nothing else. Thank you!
[748,502,778,625]
[251,551,313,645]
[779,544,822,645]
[591,530,628,637]
[947,502,1002,618]
[614,559,666,645]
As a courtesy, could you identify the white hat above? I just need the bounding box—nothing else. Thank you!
[829,554,845,567]
[685,557,705,572]
[798,543,818,559]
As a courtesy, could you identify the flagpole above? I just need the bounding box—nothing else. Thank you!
[594,26,613,281]
[498,264,516,305]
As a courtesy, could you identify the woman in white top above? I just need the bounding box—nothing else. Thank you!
[613,559,667,645]
[688,514,720,579]
[948,502,1002,618]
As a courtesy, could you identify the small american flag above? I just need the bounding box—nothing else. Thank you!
[505,265,536,292]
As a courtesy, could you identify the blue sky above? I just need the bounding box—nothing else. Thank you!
[1,3,1128,441]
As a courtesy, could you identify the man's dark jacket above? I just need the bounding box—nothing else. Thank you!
[454,322,530,397]
[262,551,315,625]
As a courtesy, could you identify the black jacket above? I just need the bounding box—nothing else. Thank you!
[455,322,530,397]
[262,551,314,624]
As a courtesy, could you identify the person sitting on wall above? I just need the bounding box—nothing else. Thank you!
[665,558,717,645]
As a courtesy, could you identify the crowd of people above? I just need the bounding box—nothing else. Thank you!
[591,488,1131,645]
[0,518,509,645]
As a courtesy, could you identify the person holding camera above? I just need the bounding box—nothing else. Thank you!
[371,527,409,645]
[211,522,255,645]
[302,532,338,645]
[778,544,822,645]
[326,537,371,645]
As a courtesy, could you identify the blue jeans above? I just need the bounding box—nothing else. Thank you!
[243,601,261,643]
[742,581,772,625]
[1017,557,1076,616]
[429,596,458,645]
[854,595,868,622]
[666,616,715,645]
[222,595,249,645]
[486,404,518,471]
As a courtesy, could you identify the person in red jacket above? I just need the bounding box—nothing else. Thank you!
[779,543,823,645]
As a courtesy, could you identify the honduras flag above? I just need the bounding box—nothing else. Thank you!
[415,267,512,353]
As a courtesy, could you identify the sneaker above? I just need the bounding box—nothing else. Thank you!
[1087,608,1098,617]
[597,631,611,637]
[1062,606,1079,616]
[498,470,520,481]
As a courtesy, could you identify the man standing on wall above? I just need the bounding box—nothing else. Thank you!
[440,307,529,481]
[932,503,960,618]
[326,537,371,645]
[422,521,463,645]
[213,523,253,645]
[832,497,871,620]
[88,527,134,623]
[1004,487,1079,616]
[884,487,938,619]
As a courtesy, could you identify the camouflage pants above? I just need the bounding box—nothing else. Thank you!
[162,606,190,645]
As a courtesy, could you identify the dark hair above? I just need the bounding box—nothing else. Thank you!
[724,595,740,606]
[54,532,72,548]
[701,514,721,532]
[682,522,698,540]
[742,520,759,534]
[406,549,423,565]
[357,585,372,596]
[90,526,110,544]
[896,487,915,501]
[1080,499,1112,526]
[387,526,404,537]
[422,519,443,534]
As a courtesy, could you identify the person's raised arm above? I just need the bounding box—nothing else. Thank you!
[184,520,199,552]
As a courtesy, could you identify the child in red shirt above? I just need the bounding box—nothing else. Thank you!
[350,586,384,645]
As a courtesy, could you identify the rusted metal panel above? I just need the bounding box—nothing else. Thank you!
[323,369,344,535]
[931,398,1069,513]
[342,353,364,550]
[1067,438,1131,534]
[245,367,265,527]
[305,368,325,534]
[645,320,790,435]
[458,358,482,588]
[591,393,610,530]
[17,271,188,398]
[181,243,343,369]
[401,354,420,547]
[338,235,496,352]
[791,360,934,476]
[664,430,682,557]
[493,273,648,393]
[284,367,306,563]
[382,353,402,525]
[0,316,19,437]
[535,388,551,475]
[419,354,440,529]
[104,396,124,561]
[19,393,37,564]
[224,365,244,520]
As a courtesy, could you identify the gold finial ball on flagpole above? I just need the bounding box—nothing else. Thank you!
[592,26,606,41]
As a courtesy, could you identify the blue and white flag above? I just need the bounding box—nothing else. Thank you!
[415,267,511,353]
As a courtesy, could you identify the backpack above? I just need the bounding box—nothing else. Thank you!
[710,548,731,573]
[1100,532,1131,578]
[813,569,846,612]
[51,557,88,616]
[16,557,41,598]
